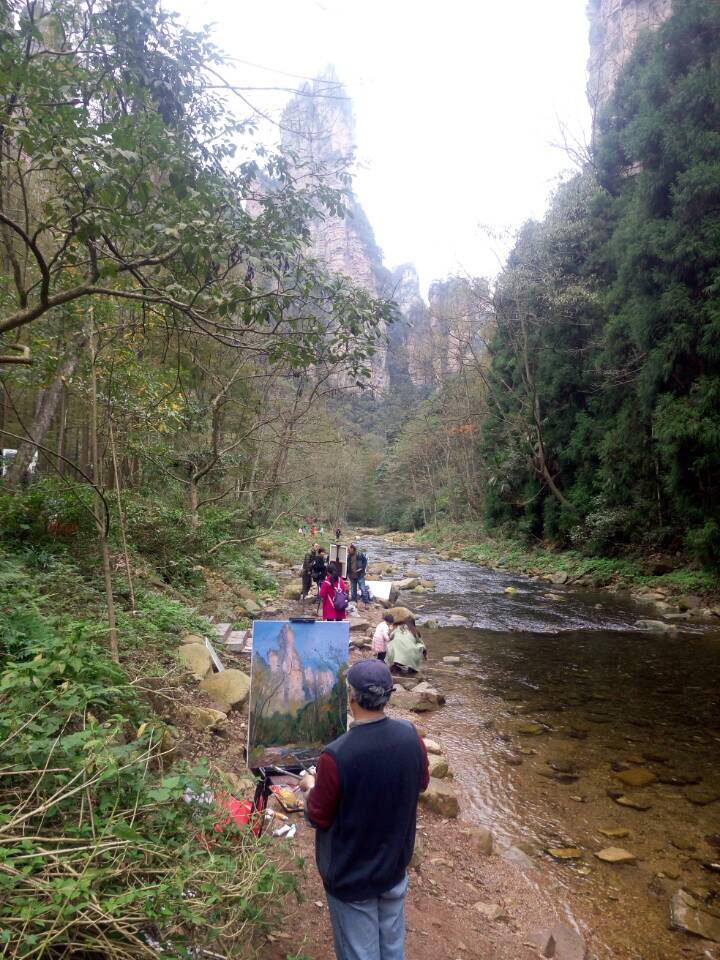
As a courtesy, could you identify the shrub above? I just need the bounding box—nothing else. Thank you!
[0,586,296,958]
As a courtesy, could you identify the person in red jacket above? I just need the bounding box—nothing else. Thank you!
[319,564,348,621]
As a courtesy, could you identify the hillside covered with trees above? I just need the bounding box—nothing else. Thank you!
[366,0,720,570]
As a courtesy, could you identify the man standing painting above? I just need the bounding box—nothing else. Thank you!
[300,659,429,960]
[347,543,370,605]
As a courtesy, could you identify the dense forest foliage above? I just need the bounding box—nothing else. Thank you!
[0,1,391,955]
[372,0,720,566]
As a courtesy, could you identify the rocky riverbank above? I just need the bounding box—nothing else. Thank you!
[163,546,596,960]
[162,530,720,959]
[382,526,720,630]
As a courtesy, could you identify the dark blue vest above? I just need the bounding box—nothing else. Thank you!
[315,716,424,901]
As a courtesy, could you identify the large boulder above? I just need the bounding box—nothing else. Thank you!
[282,583,301,601]
[200,669,251,712]
[428,754,449,779]
[550,571,569,585]
[460,825,494,856]
[242,597,263,615]
[393,682,444,713]
[677,594,702,611]
[177,643,213,680]
[348,617,370,633]
[419,778,459,818]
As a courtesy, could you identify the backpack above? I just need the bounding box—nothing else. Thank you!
[332,584,348,613]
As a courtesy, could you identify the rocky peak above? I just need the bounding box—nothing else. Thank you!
[587,0,673,111]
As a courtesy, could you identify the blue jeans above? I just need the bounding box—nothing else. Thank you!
[350,575,370,603]
[326,873,407,960]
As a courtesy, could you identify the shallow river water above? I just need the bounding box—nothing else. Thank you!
[363,538,720,960]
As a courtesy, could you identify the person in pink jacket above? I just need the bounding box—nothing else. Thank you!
[319,565,348,621]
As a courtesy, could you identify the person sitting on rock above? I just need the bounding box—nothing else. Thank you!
[371,613,394,662]
[387,617,426,674]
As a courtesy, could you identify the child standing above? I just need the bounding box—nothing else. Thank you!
[371,613,394,661]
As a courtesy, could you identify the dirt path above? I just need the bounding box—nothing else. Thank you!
[232,597,579,960]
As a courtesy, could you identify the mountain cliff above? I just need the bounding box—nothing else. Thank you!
[587,0,673,109]
[280,70,487,395]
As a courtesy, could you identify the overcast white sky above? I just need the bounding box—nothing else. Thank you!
[169,0,592,296]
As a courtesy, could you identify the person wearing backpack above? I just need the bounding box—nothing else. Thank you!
[320,564,348,622]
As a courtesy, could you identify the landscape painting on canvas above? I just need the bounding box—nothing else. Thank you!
[247,620,349,769]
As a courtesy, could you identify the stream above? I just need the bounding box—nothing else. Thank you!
[362,537,720,960]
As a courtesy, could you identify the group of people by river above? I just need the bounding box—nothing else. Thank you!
[300,541,428,674]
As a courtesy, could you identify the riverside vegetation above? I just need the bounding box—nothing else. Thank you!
[346,0,720,583]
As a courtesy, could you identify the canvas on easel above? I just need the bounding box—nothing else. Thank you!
[247,620,349,770]
[328,543,348,577]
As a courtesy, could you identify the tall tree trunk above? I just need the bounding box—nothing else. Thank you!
[89,315,118,662]
[5,336,86,487]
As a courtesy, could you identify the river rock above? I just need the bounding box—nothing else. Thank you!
[199,669,250,712]
[547,847,582,860]
[386,606,414,624]
[503,753,523,766]
[550,571,569,585]
[595,847,636,864]
[177,704,227,732]
[528,923,587,960]
[599,828,632,839]
[391,685,431,711]
[613,795,652,811]
[282,583,301,600]
[500,845,534,869]
[684,787,720,806]
[423,738,442,755]
[677,594,702,611]
[442,655,461,664]
[473,902,507,921]
[348,617,370,632]
[177,643,213,680]
[516,722,546,736]
[394,577,421,592]
[634,619,677,635]
[406,681,445,712]
[670,889,720,943]
[180,631,206,645]
[614,768,656,788]
[419,778,459,818]
[428,755,449,779]
[393,675,421,691]
[460,825,494,856]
